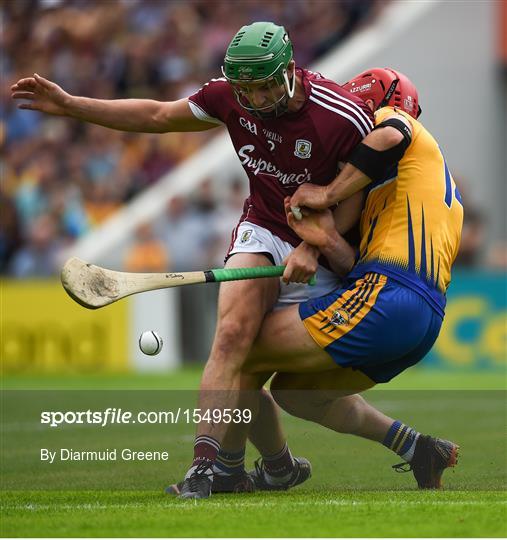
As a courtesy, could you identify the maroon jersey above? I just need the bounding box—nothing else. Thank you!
[188,68,374,246]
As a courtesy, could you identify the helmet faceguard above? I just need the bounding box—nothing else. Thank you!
[342,68,422,119]
[222,22,295,118]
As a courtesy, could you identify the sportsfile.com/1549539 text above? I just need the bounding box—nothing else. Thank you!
[40,408,252,428]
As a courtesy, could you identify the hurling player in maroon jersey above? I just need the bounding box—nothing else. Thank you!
[12,22,374,498]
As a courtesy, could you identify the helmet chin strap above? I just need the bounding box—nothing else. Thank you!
[378,78,399,110]
[283,68,296,99]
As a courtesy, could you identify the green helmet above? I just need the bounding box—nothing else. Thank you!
[223,21,293,87]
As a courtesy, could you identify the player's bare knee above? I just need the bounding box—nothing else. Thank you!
[212,318,258,365]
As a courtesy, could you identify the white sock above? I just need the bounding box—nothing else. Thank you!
[185,464,213,480]
[400,433,420,463]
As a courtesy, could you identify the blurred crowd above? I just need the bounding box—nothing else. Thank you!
[1,0,384,277]
[126,177,247,272]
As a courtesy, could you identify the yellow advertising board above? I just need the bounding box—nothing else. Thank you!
[1,280,129,374]
[423,271,506,371]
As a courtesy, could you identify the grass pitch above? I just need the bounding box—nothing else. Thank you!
[2,490,505,538]
[1,368,506,537]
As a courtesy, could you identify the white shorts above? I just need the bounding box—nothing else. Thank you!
[228,222,342,310]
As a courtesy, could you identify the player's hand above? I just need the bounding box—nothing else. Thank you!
[11,74,72,116]
[282,242,319,285]
[290,183,330,210]
[285,197,336,249]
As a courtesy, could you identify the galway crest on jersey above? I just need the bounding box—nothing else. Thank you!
[294,139,312,159]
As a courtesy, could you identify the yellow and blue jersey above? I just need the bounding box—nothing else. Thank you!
[349,107,464,316]
[298,107,463,382]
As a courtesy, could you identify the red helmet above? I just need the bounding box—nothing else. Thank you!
[342,68,421,119]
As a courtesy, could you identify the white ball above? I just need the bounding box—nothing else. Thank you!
[291,206,303,221]
[139,331,163,356]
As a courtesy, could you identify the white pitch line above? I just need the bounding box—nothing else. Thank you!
[3,499,505,512]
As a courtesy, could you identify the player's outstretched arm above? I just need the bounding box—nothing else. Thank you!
[11,74,218,133]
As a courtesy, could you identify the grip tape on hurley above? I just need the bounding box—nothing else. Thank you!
[209,266,316,286]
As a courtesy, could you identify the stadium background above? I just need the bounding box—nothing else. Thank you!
[1,0,506,378]
[1,2,506,538]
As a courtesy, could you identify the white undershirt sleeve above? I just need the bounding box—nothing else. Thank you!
[188,100,223,125]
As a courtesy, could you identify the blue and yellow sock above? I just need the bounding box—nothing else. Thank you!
[213,448,245,476]
[383,421,420,462]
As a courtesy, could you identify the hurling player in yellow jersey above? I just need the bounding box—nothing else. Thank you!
[242,68,463,489]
